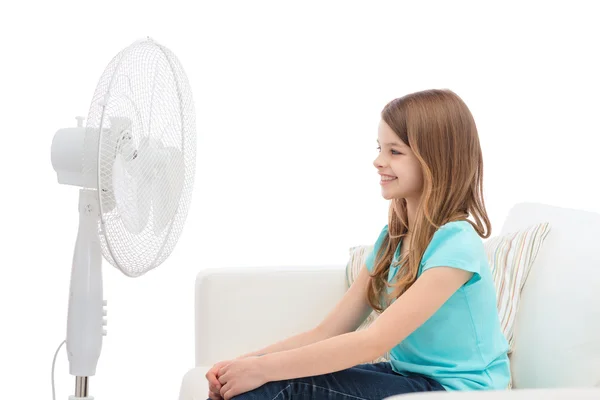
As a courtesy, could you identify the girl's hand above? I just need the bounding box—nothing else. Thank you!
[205,360,232,400]
[218,357,268,400]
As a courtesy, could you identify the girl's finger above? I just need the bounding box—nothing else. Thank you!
[209,375,221,390]
[206,370,217,383]
[208,390,221,400]
[223,386,236,400]
[218,372,228,385]
[209,382,220,393]
[220,382,232,399]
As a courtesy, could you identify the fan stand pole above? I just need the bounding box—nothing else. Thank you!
[66,189,105,400]
[75,376,89,398]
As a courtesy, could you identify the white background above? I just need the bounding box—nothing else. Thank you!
[1,1,599,399]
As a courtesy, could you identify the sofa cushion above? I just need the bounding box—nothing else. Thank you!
[484,222,551,353]
[499,203,600,389]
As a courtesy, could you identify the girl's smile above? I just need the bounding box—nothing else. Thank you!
[379,174,398,185]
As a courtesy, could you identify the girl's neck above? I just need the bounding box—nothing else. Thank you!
[405,196,420,234]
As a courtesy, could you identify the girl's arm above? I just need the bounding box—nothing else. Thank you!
[237,263,375,359]
[235,328,328,359]
[259,266,473,381]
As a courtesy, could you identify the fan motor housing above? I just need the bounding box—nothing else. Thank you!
[51,126,97,188]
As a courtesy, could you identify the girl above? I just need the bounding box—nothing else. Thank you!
[206,89,510,399]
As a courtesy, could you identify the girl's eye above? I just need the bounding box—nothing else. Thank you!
[377,146,401,155]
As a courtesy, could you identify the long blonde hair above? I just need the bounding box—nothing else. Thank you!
[367,89,491,312]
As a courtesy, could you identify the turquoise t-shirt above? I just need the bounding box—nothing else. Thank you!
[365,221,510,391]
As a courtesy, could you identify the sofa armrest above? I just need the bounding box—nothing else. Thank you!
[194,264,347,367]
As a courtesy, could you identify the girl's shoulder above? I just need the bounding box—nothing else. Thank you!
[434,220,479,240]
[423,220,484,261]
[420,220,486,280]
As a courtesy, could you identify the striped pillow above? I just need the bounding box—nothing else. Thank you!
[484,222,551,353]
[346,245,390,362]
[346,245,373,292]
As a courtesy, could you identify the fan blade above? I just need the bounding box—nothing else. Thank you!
[152,146,185,236]
[101,117,135,213]
[112,145,151,235]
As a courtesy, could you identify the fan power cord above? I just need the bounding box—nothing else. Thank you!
[52,339,66,400]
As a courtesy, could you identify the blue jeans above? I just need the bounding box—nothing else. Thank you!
[216,361,445,400]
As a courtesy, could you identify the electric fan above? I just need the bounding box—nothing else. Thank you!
[50,37,196,400]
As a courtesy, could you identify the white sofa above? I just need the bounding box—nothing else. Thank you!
[179,202,600,399]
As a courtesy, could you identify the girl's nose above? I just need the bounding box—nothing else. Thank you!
[373,154,384,169]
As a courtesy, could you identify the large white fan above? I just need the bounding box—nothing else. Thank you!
[50,37,196,399]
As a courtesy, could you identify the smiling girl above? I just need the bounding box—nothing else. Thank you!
[206,89,510,399]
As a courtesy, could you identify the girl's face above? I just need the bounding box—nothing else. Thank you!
[373,120,424,201]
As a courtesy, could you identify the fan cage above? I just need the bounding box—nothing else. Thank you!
[82,38,196,277]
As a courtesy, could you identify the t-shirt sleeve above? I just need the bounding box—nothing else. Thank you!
[365,224,389,273]
[420,222,483,285]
